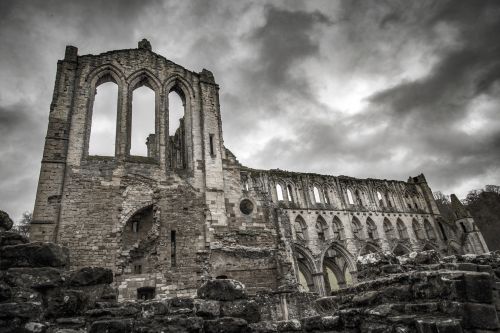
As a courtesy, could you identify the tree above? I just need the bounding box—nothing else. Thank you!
[433,191,454,222]
[13,211,32,238]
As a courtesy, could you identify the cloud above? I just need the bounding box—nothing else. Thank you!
[1,0,499,222]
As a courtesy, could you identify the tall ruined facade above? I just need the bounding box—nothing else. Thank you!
[31,41,489,301]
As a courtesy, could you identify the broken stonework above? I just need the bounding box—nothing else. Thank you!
[0,210,13,232]
[197,279,247,301]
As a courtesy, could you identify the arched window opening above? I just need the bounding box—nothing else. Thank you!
[168,90,186,169]
[383,219,396,240]
[438,221,448,241]
[346,189,354,205]
[332,216,344,240]
[396,219,409,239]
[376,191,384,207]
[295,251,314,292]
[351,217,362,239]
[316,216,328,242]
[424,219,436,240]
[385,193,393,207]
[89,82,118,156]
[354,190,363,206]
[366,218,378,240]
[405,194,412,209]
[243,180,249,192]
[323,188,330,205]
[287,185,294,203]
[323,247,351,294]
[168,91,184,136]
[412,219,424,240]
[413,196,420,210]
[276,184,284,201]
[131,86,155,157]
[294,216,307,241]
[313,186,321,204]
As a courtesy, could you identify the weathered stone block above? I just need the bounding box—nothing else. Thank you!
[45,289,86,318]
[0,231,28,246]
[0,242,69,269]
[464,273,493,303]
[220,299,260,323]
[204,317,249,333]
[464,303,500,329]
[0,302,42,320]
[276,319,301,332]
[197,279,247,301]
[0,210,13,231]
[194,299,220,318]
[66,267,113,287]
[88,319,133,333]
[5,267,63,290]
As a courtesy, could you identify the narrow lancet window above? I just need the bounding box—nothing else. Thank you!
[89,82,118,156]
[131,86,155,156]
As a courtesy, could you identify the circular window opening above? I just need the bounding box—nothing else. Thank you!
[240,199,254,215]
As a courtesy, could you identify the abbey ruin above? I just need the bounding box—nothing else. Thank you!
[30,40,489,303]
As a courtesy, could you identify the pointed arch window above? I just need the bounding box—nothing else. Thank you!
[376,191,384,207]
[412,219,424,240]
[346,189,354,205]
[383,219,396,240]
[294,216,308,241]
[276,184,284,201]
[424,219,436,240]
[354,190,363,206]
[332,216,344,240]
[89,81,118,156]
[396,219,409,239]
[131,86,155,157]
[287,185,294,203]
[313,186,321,204]
[351,217,362,239]
[323,188,330,205]
[366,218,378,240]
[168,89,186,169]
[316,216,328,242]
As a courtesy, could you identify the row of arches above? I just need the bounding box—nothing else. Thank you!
[273,181,425,213]
[294,243,355,295]
[86,67,190,170]
[292,214,438,244]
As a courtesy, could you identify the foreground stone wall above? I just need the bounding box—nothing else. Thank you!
[2,226,499,332]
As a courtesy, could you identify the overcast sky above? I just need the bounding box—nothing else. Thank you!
[1,0,499,221]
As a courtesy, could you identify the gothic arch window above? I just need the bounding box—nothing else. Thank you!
[354,189,363,206]
[287,185,294,203]
[424,219,436,240]
[313,186,321,204]
[332,216,344,240]
[89,80,118,156]
[168,88,187,169]
[351,217,362,239]
[438,221,448,241]
[383,219,396,240]
[346,189,354,205]
[376,191,384,207]
[294,215,308,241]
[396,219,409,239]
[412,219,424,240]
[131,85,156,156]
[316,216,328,242]
[323,188,330,205]
[385,193,393,208]
[276,184,284,201]
[366,218,378,240]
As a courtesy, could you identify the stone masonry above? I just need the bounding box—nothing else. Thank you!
[30,40,490,301]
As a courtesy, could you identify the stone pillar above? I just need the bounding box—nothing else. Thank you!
[312,271,326,296]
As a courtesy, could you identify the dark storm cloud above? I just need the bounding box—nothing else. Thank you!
[249,6,332,91]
